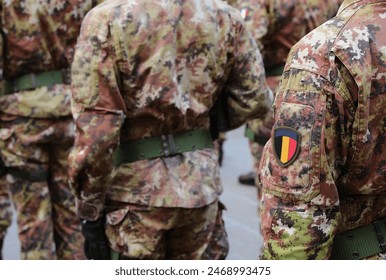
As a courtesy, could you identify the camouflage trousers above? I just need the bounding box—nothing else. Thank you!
[0,115,85,259]
[213,133,227,166]
[0,178,12,259]
[0,178,12,240]
[105,200,226,259]
[202,201,229,260]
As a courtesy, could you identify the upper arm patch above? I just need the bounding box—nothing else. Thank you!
[273,127,301,167]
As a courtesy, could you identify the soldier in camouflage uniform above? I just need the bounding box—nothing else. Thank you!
[0,179,12,259]
[259,0,386,259]
[0,0,101,259]
[69,0,273,260]
[234,0,343,186]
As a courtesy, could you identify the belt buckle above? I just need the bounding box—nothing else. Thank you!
[61,69,72,84]
[29,73,37,89]
[161,134,177,157]
[373,219,386,252]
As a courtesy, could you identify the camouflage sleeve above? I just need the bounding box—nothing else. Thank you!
[258,57,356,259]
[224,15,273,130]
[238,0,268,48]
[0,2,3,81]
[69,8,126,221]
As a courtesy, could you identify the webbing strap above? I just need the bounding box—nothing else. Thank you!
[7,167,49,182]
[110,249,120,260]
[0,69,71,96]
[113,129,213,165]
[110,249,136,260]
[331,219,386,259]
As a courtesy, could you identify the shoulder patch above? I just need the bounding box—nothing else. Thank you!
[273,127,301,167]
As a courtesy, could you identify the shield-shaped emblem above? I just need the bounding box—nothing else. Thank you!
[273,127,301,167]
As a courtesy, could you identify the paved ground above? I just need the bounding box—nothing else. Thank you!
[2,125,263,260]
[219,126,262,260]
[3,203,19,259]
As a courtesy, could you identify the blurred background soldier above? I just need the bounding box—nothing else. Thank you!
[0,0,102,259]
[234,0,343,186]
[259,0,386,259]
[69,0,272,260]
[0,179,12,259]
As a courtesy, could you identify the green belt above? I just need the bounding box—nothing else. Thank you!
[7,167,49,182]
[1,69,71,96]
[113,129,214,165]
[245,126,270,146]
[330,218,386,260]
[265,64,285,77]
[110,249,134,260]
[111,249,120,260]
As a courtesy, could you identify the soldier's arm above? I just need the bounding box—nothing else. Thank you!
[221,14,273,131]
[69,9,126,221]
[258,47,355,259]
[0,2,4,85]
[238,0,268,48]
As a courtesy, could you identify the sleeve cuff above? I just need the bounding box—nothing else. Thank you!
[75,198,103,221]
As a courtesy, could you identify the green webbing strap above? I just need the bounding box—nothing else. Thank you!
[245,126,254,141]
[331,218,386,260]
[110,249,120,260]
[114,130,213,165]
[0,69,71,96]
[265,64,285,77]
[244,126,270,146]
[7,167,49,182]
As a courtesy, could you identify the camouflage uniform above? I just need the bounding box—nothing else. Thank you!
[0,0,101,259]
[70,0,272,259]
[0,178,12,259]
[259,0,386,259]
[233,0,342,184]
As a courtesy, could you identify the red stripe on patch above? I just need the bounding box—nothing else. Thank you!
[288,138,297,161]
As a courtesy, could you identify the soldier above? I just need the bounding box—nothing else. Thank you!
[69,0,272,259]
[0,179,12,259]
[235,0,343,186]
[258,0,386,259]
[0,0,102,259]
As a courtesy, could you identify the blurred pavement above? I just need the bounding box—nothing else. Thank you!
[220,126,262,260]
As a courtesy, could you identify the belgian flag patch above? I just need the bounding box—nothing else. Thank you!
[273,127,301,167]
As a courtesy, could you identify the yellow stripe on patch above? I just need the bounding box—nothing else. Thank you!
[280,136,290,163]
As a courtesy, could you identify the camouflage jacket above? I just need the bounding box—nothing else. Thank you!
[69,0,273,221]
[0,0,101,118]
[259,0,386,259]
[229,0,342,136]
[233,0,343,72]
